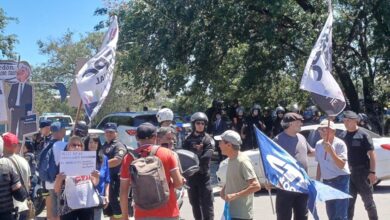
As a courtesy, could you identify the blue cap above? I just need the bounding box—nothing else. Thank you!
[50,121,66,132]
[104,122,117,132]
[39,119,52,128]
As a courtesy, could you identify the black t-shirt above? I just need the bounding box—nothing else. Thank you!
[342,128,374,168]
[103,138,127,175]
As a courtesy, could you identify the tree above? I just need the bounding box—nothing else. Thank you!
[0,7,17,59]
[99,0,389,120]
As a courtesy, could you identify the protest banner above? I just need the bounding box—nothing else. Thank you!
[60,151,96,176]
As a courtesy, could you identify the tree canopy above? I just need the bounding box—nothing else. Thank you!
[0,8,17,59]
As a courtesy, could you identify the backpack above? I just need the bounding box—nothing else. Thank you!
[38,139,59,182]
[130,145,170,210]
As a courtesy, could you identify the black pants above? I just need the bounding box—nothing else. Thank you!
[105,174,122,218]
[0,212,15,220]
[276,190,308,220]
[187,173,214,220]
[61,208,93,220]
[348,168,378,220]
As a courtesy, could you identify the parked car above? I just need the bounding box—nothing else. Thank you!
[39,113,74,128]
[65,128,105,144]
[96,112,159,149]
[216,124,390,186]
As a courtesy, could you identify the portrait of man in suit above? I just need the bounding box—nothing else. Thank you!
[8,61,33,135]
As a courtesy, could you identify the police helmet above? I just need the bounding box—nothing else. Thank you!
[191,112,208,123]
[156,108,174,123]
[275,106,285,113]
[74,121,89,138]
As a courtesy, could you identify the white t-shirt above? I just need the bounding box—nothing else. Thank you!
[8,154,31,212]
[45,141,67,189]
[64,175,100,209]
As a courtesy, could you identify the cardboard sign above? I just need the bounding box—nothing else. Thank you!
[60,151,96,176]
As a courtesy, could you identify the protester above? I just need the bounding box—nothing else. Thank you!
[119,122,184,220]
[216,130,261,220]
[102,122,127,220]
[43,121,67,220]
[315,120,350,220]
[341,110,378,220]
[0,155,28,220]
[54,136,100,220]
[270,112,315,220]
[182,112,215,220]
[2,132,31,220]
[85,135,110,220]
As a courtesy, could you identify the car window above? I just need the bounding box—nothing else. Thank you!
[133,115,158,126]
[97,116,134,128]
[47,117,72,127]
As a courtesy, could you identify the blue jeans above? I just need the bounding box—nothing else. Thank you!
[323,175,350,220]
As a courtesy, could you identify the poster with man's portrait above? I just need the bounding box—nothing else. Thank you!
[0,60,36,139]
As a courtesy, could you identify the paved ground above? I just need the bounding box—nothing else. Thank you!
[38,160,390,219]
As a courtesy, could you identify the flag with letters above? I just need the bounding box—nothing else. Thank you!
[220,202,231,220]
[300,11,345,116]
[76,16,119,121]
[255,127,351,220]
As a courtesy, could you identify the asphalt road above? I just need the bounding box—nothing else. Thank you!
[39,160,390,219]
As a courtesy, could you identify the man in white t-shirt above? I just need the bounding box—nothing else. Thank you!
[315,119,350,220]
[2,132,31,220]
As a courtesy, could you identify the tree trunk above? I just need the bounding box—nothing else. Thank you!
[334,63,360,112]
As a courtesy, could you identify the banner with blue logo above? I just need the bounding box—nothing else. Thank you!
[221,202,231,220]
[255,127,351,220]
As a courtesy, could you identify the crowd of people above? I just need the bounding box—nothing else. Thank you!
[0,103,380,220]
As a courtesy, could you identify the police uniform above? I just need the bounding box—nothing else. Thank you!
[0,158,22,220]
[183,132,215,220]
[341,110,378,220]
[342,128,378,220]
[31,132,52,155]
[102,138,126,218]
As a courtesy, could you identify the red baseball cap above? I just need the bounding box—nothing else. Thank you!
[2,132,19,149]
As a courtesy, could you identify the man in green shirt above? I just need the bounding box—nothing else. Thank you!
[215,130,261,220]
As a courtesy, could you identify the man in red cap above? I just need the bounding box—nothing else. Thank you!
[3,132,31,220]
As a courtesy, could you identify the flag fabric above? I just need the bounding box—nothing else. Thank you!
[0,81,8,122]
[300,11,346,116]
[220,202,231,220]
[254,127,351,220]
[75,16,119,122]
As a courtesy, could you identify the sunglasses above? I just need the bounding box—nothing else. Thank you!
[195,122,205,125]
[71,143,83,148]
[161,143,170,148]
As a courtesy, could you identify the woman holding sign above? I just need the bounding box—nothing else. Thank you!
[54,136,101,220]
[85,135,111,220]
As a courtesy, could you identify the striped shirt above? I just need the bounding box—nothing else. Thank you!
[0,158,21,213]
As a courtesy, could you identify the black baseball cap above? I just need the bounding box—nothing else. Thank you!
[39,119,52,128]
[136,122,157,139]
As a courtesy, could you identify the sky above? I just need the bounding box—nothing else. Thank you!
[1,0,105,66]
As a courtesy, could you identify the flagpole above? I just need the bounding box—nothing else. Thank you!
[324,117,331,160]
[73,100,83,131]
[254,125,275,214]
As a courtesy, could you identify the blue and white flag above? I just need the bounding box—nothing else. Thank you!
[300,11,346,116]
[221,202,231,220]
[255,127,351,220]
[76,16,119,121]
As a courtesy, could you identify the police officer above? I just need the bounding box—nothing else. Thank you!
[183,112,215,220]
[0,155,28,220]
[341,111,378,220]
[30,119,52,156]
[102,122,127,220]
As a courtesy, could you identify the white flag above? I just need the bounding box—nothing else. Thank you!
[0,81,8,122]
[300,12,345,116]
[76,16,119,121]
